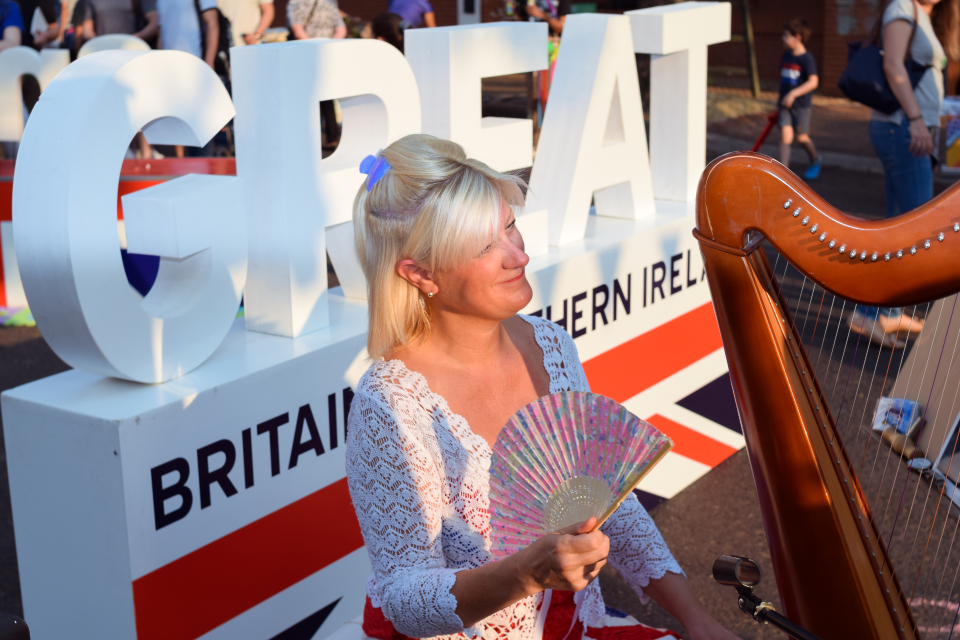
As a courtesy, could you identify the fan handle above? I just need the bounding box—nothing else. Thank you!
[592,440,673,531]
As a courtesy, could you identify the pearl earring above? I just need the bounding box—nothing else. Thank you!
[427,292,434,298]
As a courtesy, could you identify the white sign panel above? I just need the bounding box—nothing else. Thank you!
[1,6,730,639]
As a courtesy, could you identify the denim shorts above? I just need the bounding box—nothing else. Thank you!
[778,105,812,135]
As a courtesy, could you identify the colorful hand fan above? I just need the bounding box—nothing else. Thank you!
[488,391,673,559]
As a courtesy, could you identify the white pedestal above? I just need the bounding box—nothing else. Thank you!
[3,202,715,640]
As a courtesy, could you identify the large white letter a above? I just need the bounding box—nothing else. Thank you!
[527,14,654,247]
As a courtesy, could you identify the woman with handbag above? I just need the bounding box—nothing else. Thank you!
[288,0,345,149]
[846,0,956,345]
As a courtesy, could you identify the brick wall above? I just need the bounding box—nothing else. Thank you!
[707,0,882,97]
[821,0,880,95]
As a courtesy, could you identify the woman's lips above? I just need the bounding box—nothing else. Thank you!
[503,269,525,283]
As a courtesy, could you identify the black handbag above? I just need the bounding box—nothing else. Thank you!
[837,3,929,114]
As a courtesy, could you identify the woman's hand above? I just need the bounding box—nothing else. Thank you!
[450,518,608,627]
[516,517,610,593]
[909,117,934,157]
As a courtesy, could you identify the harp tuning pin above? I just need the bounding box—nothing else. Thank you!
[860,251,867,261]
[911,246,917,255]
[810,224,818,233]
[784,199,792,209]
[850,249,857,258]
[897,249,903,259]
[938,232,945,242]
[793,208,801,217]
[839,244,846,253]
[885,253,891,262]
[871,252,878,262]
[819,232,827,241]
[924,240,931,250]
[954,223,959,232]
[801,216,810,226]
[829,239,836,248]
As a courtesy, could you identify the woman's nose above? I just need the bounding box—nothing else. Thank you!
[506,238,530,269]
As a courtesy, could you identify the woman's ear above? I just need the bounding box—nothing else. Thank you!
[397,259,437,294]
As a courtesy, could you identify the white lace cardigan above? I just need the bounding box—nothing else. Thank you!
[345,315,683,640]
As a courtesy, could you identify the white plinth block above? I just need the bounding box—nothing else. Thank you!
[0,47,69,142]
[526,14,654,247]
[628,2,731,202]
[13,50,240,383]
[2,309,373,640]
[232,39,421,337]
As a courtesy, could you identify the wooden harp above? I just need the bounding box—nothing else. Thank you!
[695,152,960,639]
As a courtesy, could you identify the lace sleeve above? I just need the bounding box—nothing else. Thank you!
[346,390,471,638]
[601,493,685,603]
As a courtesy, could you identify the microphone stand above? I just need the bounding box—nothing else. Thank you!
[712,555,823,640]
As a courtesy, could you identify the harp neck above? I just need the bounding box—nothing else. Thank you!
[696,153,960,306]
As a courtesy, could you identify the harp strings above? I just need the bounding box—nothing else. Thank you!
[875,306,927,530]
[886,300,956,627]
[767,249,960,638]
[885,300,954,557]
[909,310,960,609]
[921,340,960,636]
[861,313,914,481]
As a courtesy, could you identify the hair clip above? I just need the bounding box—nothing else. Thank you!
[359,151,391,192]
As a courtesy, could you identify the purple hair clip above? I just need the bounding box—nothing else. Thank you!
[359,151,391,192]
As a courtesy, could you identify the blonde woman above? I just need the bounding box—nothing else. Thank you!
[345,135,739,640]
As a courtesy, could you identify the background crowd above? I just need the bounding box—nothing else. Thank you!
[0,0,468,156]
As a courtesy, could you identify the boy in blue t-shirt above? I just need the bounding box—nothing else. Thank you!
[779,18,822,180]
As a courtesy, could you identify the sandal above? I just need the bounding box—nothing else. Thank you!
[877,312,924,334]
[847,312,907,349]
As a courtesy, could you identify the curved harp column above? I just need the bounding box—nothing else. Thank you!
[694,152,960,639]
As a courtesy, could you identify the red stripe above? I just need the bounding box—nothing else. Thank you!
[0,181,10,222]
[132,477,363,640]
[645,414,737,468]
[582,302,723,403]
[0,181,10,306]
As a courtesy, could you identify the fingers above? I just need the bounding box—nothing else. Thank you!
[529,519,610,592]
[555,517,598,536]
[561,557,608,591]
[555,530,610,571]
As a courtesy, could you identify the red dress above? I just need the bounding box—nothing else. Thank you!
[362,591,679,640]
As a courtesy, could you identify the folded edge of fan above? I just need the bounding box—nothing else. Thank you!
[592,439,673,530]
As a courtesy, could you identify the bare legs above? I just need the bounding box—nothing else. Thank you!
[780,126,818,168]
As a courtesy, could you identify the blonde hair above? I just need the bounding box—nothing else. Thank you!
[353,134,526,359]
